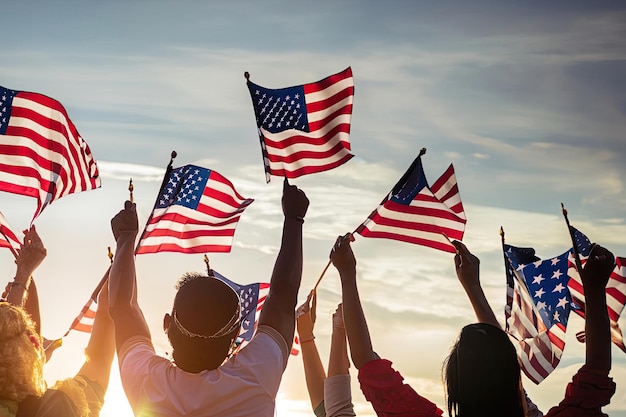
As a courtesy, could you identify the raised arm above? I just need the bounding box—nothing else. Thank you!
[580,245,614,373]
[296,291,326,414]
[325,303,356,417]
[258,179,309,346]
[7,225,47,309]
[332,233,377,369]
[451,240,500,328]
[108,200,151,351]
[78,275,115,392]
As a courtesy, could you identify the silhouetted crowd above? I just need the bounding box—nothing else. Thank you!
[0,183,617,416]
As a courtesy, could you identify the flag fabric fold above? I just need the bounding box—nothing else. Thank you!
[136,165,254,254]
[246,67,354,181]
[565,227,626,353]
[211,270,300,355]
[355,154,466,253]
[0,211,22,255]
[0,86,101,219]
[503,243,578,384]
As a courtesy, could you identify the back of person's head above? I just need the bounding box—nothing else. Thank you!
[444,323,524,417]
[0,302,45,402]
[165,273,241,371]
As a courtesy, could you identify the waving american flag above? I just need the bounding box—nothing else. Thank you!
[0,86,100,219]
[246,67,354,181]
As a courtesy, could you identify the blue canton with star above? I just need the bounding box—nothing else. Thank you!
[511,249,574,328]
[248,81,309,133]
[0,86,18,135]
[156,165,210,210]
[389,158,428,205]
[212,271,260,343]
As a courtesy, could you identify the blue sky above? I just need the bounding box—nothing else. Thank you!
[2,1,625,415]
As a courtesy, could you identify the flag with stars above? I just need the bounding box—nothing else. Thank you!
[211,270,300,356]
[565,227,626,354]
[136,165,254,254]
[0,86,100,220]
[246,67,354,181]
[356,153,466,253]
[0,211,21,256]
[503,244,574,384]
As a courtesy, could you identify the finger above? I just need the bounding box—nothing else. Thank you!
[124,200,133,210]
[454,253,462,269]
[451,240,470,256]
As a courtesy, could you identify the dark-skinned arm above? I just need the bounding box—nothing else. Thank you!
[580,245,614,373]
[332,233,378,369]
[258,179,309,348]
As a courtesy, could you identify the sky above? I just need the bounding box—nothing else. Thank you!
[2,1,626,415]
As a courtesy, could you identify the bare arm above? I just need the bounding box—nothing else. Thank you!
[451,240,500,328]
[24,279,42,335]
[108,200,151,351]
[78,275,115,391]
[296,291,326,411]
[258,179,309,346]
[332,234,378,369]
[7,225,46,308]
[328,304,349,377]
[580,245,614,373]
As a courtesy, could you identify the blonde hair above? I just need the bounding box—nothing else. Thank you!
[0,302,46,402]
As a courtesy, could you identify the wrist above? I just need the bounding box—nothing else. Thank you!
[300,335,315,343]
[284,216,304,224]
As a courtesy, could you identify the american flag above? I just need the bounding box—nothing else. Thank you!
[0,86,101,220]
[211,270,300,355]
[64,269,109,336]
[0,211,21,256]
[355,154,466,253]
[503,244,576,384]
[246,67,354,181]
[565,227,626,353]
[136,165,254,254]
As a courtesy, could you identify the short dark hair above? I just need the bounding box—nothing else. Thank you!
[444,323,524,417]
[167,273,241,370]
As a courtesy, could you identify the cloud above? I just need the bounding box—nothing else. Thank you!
[97,161,165,182]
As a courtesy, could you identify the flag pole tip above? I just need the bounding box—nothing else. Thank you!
[171,150,177,159]
[419,148,427,157]
[244,71,250,80]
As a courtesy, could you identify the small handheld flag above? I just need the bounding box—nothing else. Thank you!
[246,68,354,181]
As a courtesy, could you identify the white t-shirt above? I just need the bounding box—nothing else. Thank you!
[118,325,289,417]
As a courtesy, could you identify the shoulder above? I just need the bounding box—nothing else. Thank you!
[18,390,79,417]
[240,325,289,368]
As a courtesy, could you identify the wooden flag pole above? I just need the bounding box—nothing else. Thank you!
[561,203,584,273]
[129,178,134,203]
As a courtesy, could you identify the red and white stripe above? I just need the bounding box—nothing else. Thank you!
[506,259,566,384]
[0,211,22,255]
[357,163,466,253]
[64,298,97,336]
[568,255,626,352]
[0,89,100,219]
[137,170,253,254]
[260,67,354,179]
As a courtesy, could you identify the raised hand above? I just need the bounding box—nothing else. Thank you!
[16,225,47,275]
[581,245,614,293]
[111,200,138,241]
[282,178,309,221]
[330,233,356,277]
[452,240,480,289]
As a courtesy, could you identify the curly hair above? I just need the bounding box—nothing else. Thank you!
[0,302,45,402]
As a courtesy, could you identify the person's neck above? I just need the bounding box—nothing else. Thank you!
[173,354,226,373]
